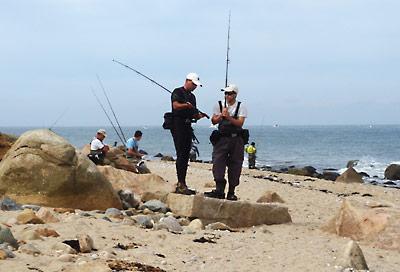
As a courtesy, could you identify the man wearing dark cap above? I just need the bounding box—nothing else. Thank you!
[171,73,208,195]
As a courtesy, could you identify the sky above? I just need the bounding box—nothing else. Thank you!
[1,0,399,126]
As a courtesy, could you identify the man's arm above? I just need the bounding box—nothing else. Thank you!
[127,148,142,158]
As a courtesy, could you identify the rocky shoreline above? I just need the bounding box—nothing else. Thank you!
[0,129,400,271]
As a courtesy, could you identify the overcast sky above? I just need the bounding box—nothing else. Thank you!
[1,0,399,127]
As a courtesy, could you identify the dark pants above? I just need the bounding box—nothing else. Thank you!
[171,119,192,186]
[212,135,244,193]
[248,154,256,169]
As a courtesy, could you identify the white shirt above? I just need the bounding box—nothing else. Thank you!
[90,138,104,151]
[212,100,248,118]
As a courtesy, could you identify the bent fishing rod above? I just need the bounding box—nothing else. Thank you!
[112,59,209,119]
[49,107,69,131]
[90,87,126,147]
[96,74,127,143]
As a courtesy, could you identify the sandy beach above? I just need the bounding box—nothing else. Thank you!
[0,159,399,272]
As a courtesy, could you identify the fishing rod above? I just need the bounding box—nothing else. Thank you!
[90,87,126,147]
[224,11,231,108]
[112,59,209,119]
[49,107,69,131]
[96,74,127,143]
[225,11,231,88]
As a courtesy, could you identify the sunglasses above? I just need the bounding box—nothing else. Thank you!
[224,91,236,96]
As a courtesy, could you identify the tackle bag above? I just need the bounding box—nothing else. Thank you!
[162,112,173,130]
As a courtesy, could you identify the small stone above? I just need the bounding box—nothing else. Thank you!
[121,218,135,226]
[77,234,94,253]
[35,228,60,237]
[16,209,44,224]
[205,222,234,232]
[142,200,169,213]
[21,204,41,211]
[36,207,60,223]
[0,197,22,211]
[142,208,154,215]
[19,243,41,256]
[178,217,191,226]
[182,226,197,235]
[52,242,77,254]
[339,240,369,271]
[0,226,18,248]
[105,208,123,219]
[188,219,203,231]
[0,249,8,260]
[159,216,183,233]
[132,215,154,229]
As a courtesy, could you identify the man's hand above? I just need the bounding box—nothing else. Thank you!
[186,102,194,109]
[221,108,230,119]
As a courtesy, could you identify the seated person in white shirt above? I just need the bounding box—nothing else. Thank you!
[88,129,110,165]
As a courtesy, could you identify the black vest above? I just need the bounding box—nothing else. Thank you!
[217,100,243,134]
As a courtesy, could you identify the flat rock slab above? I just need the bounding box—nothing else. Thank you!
[166,193,292,228]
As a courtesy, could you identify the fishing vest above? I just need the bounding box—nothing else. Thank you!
[217,100,243,135]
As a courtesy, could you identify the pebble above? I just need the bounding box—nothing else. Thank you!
[141,200,169,213]
[19,243,41,256]
[188,219,203,230]
[52,242,77,254]
[77,234,94,253]
[132,215,154,229]
[58,253,76,262]
[105,208,123,218]
[159,216,183,233]
[0,226,18,248]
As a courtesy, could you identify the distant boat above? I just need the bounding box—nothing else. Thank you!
[273,124,279,128]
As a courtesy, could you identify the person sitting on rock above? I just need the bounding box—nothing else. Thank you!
[126,130,143,161]
[88,129,109,165]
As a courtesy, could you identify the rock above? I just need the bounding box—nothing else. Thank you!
[121,218,135,226]
[359,172,370,178]
[288,166,317,177]
[0,132,17,161]
[0,244,15,258]
[0,196,22,211]
[205,222,236,232]
[36,207,60,223]
[256,191,285,203]
[0,226,18,249]
[141,192,168,203]
[52,242,77,254]
[188,219,203,231]
[35,228,60,237]
[339,240,369,271]
[321,200,389,241]
[0,249,8,260]
[132,215,154,229]
[322,171,340,181]
[21,204,42,211]
[141,200,169,213]
[336,167,363,183]
[16,209,44,224]
[77,234,94,253]
[384,164,400,180]
[118,189,140,209]
[54,207,75,214]
[105,208,123,219]
[58,253,76,262]
[19,243,41,256]
[346,160,359,168]
[0,129,122,210]
[20,230,43,241]
[161,155,174,161]
[178,217,191,226]
[98,166,174,201]
[166,194,292,228]
[159,216,183,233]
[154,153,163,158]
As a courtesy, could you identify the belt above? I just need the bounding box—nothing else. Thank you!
[221,132,239,138]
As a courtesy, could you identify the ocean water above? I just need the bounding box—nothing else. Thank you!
[1,125,400,181]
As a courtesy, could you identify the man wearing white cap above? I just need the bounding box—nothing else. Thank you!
[205,84,248,201]
[170,73,207,195]
[88,129,110,165]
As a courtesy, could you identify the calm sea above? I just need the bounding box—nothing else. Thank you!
[1,125,400,181]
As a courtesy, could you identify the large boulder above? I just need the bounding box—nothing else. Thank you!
[0,132,17,161]
[166,194,292,228]
[0,129,122,210]
[336,167,363,183]
[288,166,317,177]
[384,164,400,180]
[97,166,174,201]
[321,200,400,251]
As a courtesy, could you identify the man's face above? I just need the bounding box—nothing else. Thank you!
[185,79,198,91]
[97,133,105,141]
[224,91,237,103]
[135,136,142,141]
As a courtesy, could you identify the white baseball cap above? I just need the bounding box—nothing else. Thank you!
[221,84,239,95]
[97,129,107,137]
[186,72,202,87]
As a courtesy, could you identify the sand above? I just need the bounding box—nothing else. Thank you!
[0,160,399,272]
